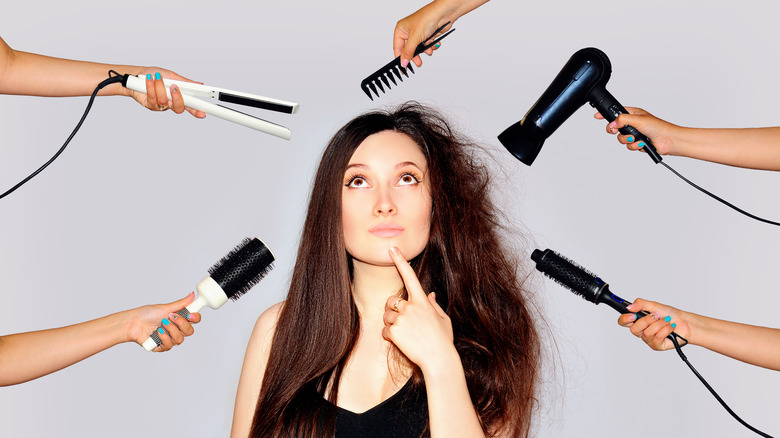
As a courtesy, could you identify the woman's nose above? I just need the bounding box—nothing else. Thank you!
[374,187,396,216]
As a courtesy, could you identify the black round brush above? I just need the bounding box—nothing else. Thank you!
[143,237,275,351]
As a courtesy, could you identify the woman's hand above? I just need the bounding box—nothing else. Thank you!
[617,298,692,351]
[382,246,456,372]
[393,1,450,68]
[125,292,202,352]
[594,107,682,156]
[124,68,207,119]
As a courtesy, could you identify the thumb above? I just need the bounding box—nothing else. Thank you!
[401,29,427,65]
[614,113,645,130]
[165,291,195,313]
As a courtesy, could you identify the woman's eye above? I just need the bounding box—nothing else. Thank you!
[346,176,368,188]
[398,173,420,186]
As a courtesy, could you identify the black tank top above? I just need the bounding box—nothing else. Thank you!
[310,379,429,437]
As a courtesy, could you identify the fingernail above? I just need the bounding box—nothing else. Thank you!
[651,313,660,320]
[671,323,677,328]
[626,136,634,143]
[170,85,178,93]
[400,59,409,68]
[389,246,400,256]
[154,72,161,80]
[162,318,170,326]
[158,328,165,334]
[638,142,646,148]
[628,313,637,322]
[664,315,671,323]
[434,42,441,49]
[608,121,617,129]
[169,313,178,321]
[146,73,152,80]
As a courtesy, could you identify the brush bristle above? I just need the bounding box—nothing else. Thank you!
[208,237,275,300]
[532,249,600,303]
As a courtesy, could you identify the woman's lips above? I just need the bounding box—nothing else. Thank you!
[369,223,404,237]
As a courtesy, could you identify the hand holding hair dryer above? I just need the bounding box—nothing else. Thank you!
[498,47,662,165]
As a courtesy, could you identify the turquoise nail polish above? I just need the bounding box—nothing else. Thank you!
[671,323,677,328]
[434,42,441,49]
[162,318,170,326]
[638,142,646,148]
[664,315,671,322]
[154,72,161,80]
[158,328,164,334]
[626,136,634,142]
[146,74,152,80]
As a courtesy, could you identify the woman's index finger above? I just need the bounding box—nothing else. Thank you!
[389,246,426,302]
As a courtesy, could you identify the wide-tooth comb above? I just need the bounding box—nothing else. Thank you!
[360,22,455,100]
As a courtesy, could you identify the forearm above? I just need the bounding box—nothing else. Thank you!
[674,127,780,171]
[686,311,780,370]
[428,0,490,22]
[0,311,130,386]
[422,347,485,438]
[0,44,140,98]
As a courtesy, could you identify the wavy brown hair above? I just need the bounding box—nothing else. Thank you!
[251,102,541,437]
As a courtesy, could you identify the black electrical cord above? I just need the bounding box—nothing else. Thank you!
[0,70,126,200]
[660,161,780,227]
[670,335,774,437]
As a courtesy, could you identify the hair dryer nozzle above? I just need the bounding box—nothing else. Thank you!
[498,118,547,166]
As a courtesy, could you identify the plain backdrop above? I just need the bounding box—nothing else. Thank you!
[1,1,778,436]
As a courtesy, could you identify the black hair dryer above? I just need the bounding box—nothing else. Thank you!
[498,47,662,165]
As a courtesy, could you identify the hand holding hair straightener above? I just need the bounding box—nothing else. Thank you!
[123,74,299,140]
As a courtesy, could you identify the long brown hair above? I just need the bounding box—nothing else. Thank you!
[251,102,541,437]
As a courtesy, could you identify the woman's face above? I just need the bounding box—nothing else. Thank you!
[341,130,432,267]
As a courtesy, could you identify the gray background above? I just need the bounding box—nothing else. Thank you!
[1,0,778,436]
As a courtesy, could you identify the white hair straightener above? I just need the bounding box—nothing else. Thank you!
[123,75,299,140]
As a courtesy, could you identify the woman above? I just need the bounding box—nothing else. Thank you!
[595,106,780,171]
[617,299,780,371]
[0,35,206,116]
[393,0,490,69]
[232,103,541,437]
[0,35,204,386]
[0,293,201,386]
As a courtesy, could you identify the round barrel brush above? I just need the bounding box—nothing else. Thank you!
[143,237,275,351]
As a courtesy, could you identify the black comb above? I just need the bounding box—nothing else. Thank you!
[209,237,275,300]
[360,22,455,100]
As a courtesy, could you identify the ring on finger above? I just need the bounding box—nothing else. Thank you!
[158,104,169,111]
[392,298,402,313]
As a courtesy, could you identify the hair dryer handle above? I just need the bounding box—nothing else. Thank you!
[590,89,663,163]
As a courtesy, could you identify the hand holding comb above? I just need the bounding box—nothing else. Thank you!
[360,22,455,100]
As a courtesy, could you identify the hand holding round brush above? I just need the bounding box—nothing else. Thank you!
[142,237,275,351]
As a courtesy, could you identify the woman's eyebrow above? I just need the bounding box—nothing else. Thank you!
[345,163,370,171]
[395,161,423,170]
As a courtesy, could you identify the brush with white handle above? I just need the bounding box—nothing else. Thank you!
[143,237,275,351]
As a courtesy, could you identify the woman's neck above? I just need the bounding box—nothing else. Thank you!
[351,260,404,323]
